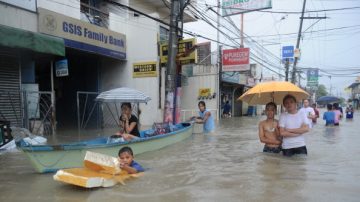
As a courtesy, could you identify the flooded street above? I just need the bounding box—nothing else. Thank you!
[1,111,360,202]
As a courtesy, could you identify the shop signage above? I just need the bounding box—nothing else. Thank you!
[133,61,157,78]
[160,38,197,65]
[199,88,211,97]
[55,59,69,77]
[222,0,272,16]
[38,8,126,60]
[222,48,250,72]
[307,68,319,87]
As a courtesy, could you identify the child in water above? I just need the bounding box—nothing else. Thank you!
[258,102,282,153]
[118,146,144,174]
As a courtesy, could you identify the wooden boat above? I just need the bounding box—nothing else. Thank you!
[16,122,193,173]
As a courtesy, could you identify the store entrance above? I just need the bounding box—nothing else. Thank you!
[36,50,100,130]
[55,50,99,129]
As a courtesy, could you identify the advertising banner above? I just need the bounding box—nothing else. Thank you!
[222,48,250,72]
[160,38,197,65]
[133,61,157,78]
[307,68,319,87]
[222,0,272,16]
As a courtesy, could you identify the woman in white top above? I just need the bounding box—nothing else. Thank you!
[279,94,310,157]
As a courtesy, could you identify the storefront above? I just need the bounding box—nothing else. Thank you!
[36,8,127,129]
[0,24,65,130]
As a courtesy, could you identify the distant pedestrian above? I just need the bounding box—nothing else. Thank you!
[279,94,310,157]
[193,101,215,133]
[333,103,342,126]
[299,99,316,128]
[346,105,354,119]
[311,103,320,124]
[323,104,335,126]
[222,101,231,118]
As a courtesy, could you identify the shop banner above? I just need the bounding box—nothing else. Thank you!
[307,68,319,87]
[160,38,197,65]
[222,0,272,16]
[222,48,250,72]
[133,61,157,78]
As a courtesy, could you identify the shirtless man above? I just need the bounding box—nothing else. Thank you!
[258,102,282,153]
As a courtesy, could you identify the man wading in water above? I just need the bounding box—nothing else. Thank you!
[258,102,282,153]
[279,94,310,157]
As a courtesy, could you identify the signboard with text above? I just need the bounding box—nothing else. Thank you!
[133,61,157,78]
[222,0,272,16]
[38,8,126,60]
[55,59,69,77]
[160,38,197,65]
[307,68,319,87]
[222,48,250,72]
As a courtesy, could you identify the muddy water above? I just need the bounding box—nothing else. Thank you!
[1,111,359,201]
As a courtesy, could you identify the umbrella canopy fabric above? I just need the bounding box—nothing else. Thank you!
[316,96,340,104]
[95,87,151,103]
[238,81,309,105]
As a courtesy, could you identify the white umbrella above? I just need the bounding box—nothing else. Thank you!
[95,87,151,103]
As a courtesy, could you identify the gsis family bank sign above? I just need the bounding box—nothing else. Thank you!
[38,8,126,60]
[222,48,250,72]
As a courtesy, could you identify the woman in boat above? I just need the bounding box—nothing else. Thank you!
[194,101,215,133]
[117,103,140,141]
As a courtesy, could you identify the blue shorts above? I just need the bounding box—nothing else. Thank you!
[282,146,307,157]
[263,145,282,153]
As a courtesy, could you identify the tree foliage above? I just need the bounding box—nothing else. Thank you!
[316,84,328,98]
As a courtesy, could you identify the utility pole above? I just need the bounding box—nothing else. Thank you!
[291,0,327,84]
[164,0,180,124]
[291,0,306,84]
[284,58,290,81]
[217,0,221,120]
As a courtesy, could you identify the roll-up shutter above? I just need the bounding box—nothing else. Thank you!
[0,51,22,126]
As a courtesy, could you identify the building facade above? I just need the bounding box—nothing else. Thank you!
[0,0,197,134]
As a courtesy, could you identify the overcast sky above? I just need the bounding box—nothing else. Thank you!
[184,0,360,99]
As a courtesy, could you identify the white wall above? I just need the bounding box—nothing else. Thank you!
[101,6,162,126]
[0,3,37,31]
[37,0,80,19]
[181,64,219,120]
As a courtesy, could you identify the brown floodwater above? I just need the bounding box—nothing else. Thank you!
[1,110,359,201]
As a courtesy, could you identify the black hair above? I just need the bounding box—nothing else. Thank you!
[265,102,277,110]
[198,101,206,108]
[333,103,339,109]
[327,104,333,110]
[121,102,132,109]
[283,94,297,104]
[118,146,133,156]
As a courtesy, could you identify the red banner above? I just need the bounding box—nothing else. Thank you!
[222,48,250,71]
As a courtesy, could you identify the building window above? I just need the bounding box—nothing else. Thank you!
[160,26,169,43]
[80,0,109,28]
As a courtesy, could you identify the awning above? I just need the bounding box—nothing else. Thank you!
[0,24,65,56]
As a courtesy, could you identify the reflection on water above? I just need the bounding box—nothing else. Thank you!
[1,111,360,201]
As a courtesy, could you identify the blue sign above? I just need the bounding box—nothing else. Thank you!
[282,46,294,59]
[55,59,69,77]
[281,58,294,64]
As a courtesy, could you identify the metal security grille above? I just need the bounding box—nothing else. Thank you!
[0,53,22,127]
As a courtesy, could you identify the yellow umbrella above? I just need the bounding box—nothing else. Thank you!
[238,81,309,105]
